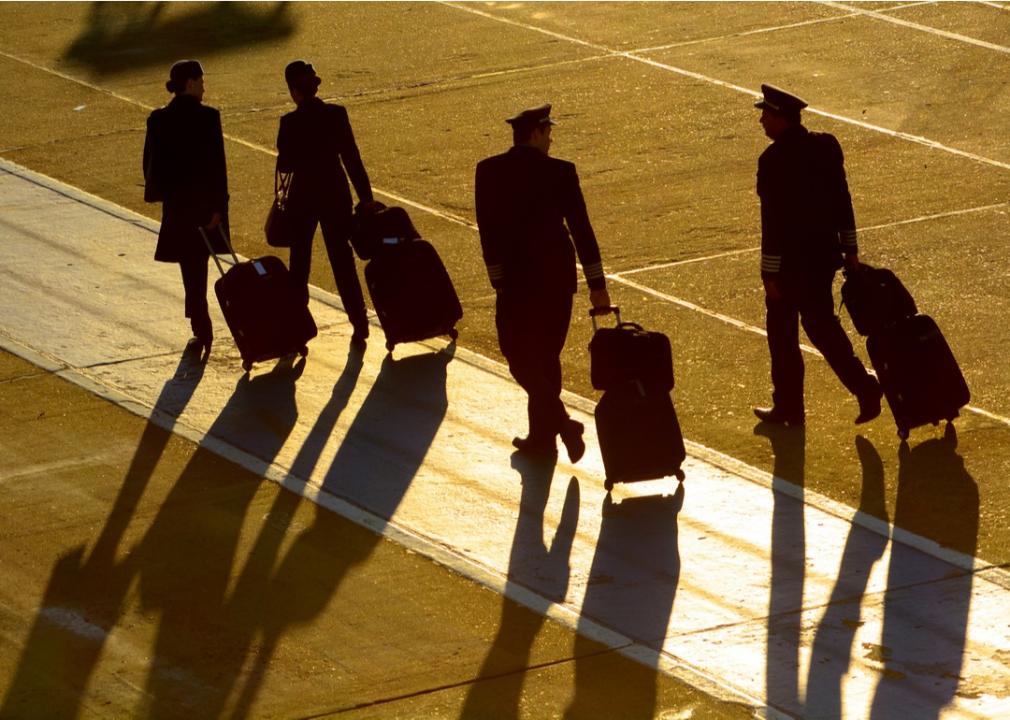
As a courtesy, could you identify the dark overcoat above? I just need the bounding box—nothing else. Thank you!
[143,94,229,262]
[474,145,605,296]
[276,97,373,218]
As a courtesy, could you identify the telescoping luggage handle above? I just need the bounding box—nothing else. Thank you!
[590,305,650,334]
[198,225,241,278]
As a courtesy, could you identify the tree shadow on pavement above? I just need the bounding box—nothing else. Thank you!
[565,483,685,719]
[806,435,889,719]
[0,346,208,717]
[869,426,979,718]
[753,421,806,717]
[459,453,578,720]
[62,2,294,78]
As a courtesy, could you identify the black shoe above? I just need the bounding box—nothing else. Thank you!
[512,435,557,457]
[559,419,586,464]
[753,406,805,426]
[855,378,883,425]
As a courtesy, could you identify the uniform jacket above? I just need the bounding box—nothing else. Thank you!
[276,97,373,216]
[757,125,857,280]
[143,94,229,262]
[475,145,605,295]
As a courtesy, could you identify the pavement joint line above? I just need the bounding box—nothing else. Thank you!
[442,1,1010,173]
[300,645,637,719]
[821,0,1010,54]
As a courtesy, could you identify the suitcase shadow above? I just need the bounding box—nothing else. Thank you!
[565,484,685,719]
[868,429,979,718]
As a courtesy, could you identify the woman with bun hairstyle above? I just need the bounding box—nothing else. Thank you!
[143,59,230,353]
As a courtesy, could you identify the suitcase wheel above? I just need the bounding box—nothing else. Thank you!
[449,328,459,340]
[299,346,309,358]
[386,340,396,353]
[675,468,686,482]
[604,478,614,492]
[897,427,910,440]
[242,359,253,373]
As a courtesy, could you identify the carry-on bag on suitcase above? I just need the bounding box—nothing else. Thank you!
[595,381,687,491]
[350,203,421,261]
[866,313,970,440]
[841,264,917,337]
[364,232,462,353]
[200,226,317,372]
[589,305,674,393]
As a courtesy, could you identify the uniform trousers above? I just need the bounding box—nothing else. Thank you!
[766,269,873,414]
[496,289,574,441]
[179,254,212,338]
[289,205,368,332]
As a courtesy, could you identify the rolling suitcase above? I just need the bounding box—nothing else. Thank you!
[589,305,674,393]
[841,264,917,337]
[866,313,969,440]
[595,381,686,491]
[364,236,462,353]
[200,226,317,372]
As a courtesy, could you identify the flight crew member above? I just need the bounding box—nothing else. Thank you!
[143,59,230,354]
[475,103,612,462]
[277,60,377,345]
[752,84,882,426]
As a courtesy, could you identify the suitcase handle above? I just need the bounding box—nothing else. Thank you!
[590,305,622,331]
[198,225,240,277]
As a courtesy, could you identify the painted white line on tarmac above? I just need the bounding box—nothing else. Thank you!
[822,1,1010,54]
[442,2,1010,173]
[614,201,1010,277]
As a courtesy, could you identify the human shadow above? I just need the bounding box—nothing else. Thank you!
[132,356,305,717]
[564,484,685,719]
[459,453,578,720]
[206,346,364,719]
[806,435,889,719]
[62,2,294,77]
[869,426,979,718]
[226,345,453,715]
[753,421,806,717]
[0,347,207,717]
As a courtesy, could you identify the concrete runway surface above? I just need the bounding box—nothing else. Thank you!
[2,3,1010,718]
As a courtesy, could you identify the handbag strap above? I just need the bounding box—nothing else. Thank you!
[274,163,293,204]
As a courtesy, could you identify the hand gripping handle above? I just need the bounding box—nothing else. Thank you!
[590,304,621,331]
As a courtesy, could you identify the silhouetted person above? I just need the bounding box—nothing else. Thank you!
[475,104,610,462]
[143,59,229,354]
[277,60,377,345]
[752,84,882,427]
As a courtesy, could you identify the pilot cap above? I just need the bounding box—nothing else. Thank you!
[754,84,807,114]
